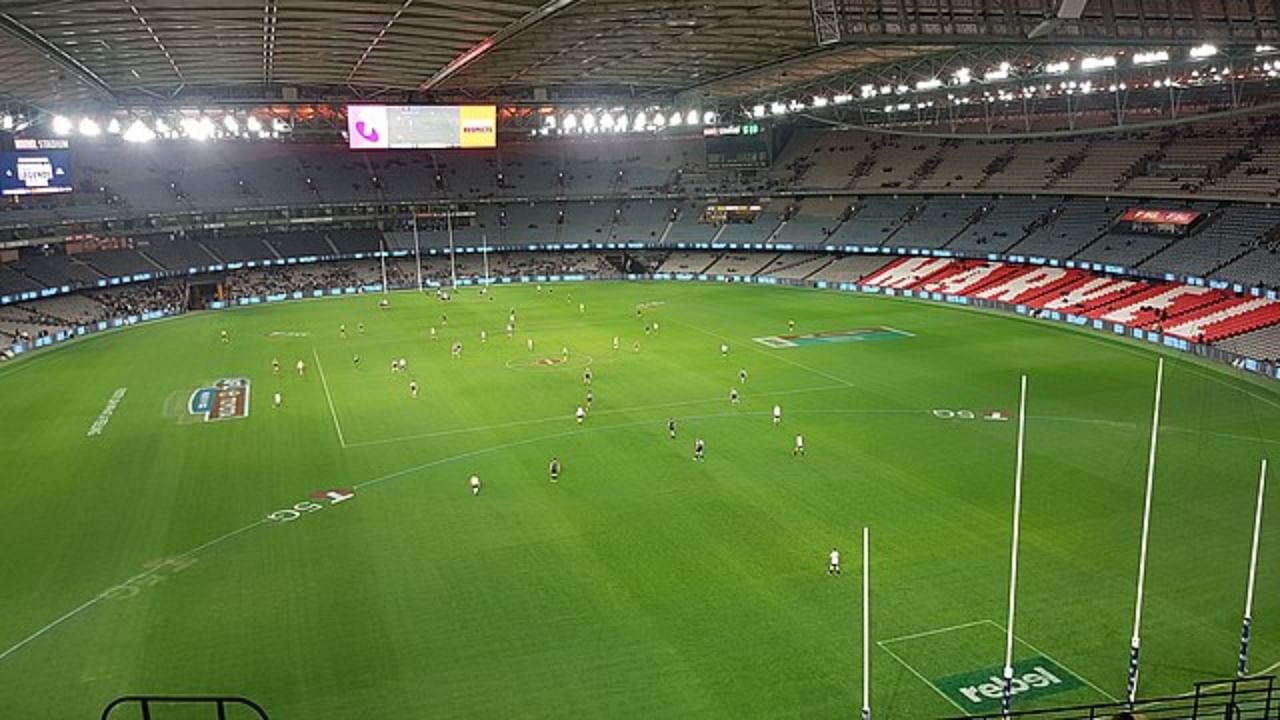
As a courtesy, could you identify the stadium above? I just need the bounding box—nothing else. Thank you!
[4,1,1280,718]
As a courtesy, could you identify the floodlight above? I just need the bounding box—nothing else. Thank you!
[1190,44,1218,59]
[79,117,101,136]
[52,115,73,136]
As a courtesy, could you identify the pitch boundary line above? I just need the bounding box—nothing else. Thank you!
[876,640,970,714]
[879,619,991,646]
[982,619,1120,703]
[312,347,347,448]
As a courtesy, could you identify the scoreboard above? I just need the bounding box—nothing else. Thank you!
[704,124,770,169]
[347,105,497,150]
[1,138,72,196]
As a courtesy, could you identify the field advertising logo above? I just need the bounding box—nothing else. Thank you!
[188,378,252,422]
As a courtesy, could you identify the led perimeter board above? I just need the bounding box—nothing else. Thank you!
[347,105,497,150]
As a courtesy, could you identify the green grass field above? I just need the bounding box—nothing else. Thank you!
[2,280,1279,719]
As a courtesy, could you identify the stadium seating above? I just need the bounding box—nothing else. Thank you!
[946,195,1057,254]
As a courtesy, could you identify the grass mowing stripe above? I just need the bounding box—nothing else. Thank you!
[343,383,850,449]
[0,519,267,665]
[667,316,858,389]
[0,409,815,668]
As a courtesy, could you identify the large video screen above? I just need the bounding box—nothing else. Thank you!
[0,149,72,196]
[347,105,496,150]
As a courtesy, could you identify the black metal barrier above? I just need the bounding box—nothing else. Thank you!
[101,695,269,720]
[949,675,1275,719]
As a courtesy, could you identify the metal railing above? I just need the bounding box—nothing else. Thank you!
[102,695,269,720]
[950,676,1276,719]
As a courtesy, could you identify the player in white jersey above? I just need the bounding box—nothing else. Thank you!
[794,434,805,456]
[527,338,534,353]
[410,381,418,399]
[583,368,593,385]
[220,329,229,344]
[391,360,399,374]
[340,324,346,338]
[296,359,305,376]
[576,406,586,424]
[451,341,462,359]
[720,343,728,358]
[506,323,514,338]
[612,336,620,351]
[773,404,782,425]
[430,326,438,341]
[273,392,282,409]
[470,475,481,495]
[738,367,748,384]
[271,358,280,375]
[579,302,585,314]
[480,329,487,343]
[398,358,407,372]
[730,387,739,405]
[828,547,841,575]
[693,437,706,461]
[561,346,570,362]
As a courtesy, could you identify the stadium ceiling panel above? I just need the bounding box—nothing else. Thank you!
[0,0,1274,109]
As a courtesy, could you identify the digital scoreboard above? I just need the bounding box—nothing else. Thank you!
[347,105,497,150]
[1,138,72,196]
[704,124,770,170]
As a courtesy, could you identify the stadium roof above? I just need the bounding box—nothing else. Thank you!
[0,0,1275,110]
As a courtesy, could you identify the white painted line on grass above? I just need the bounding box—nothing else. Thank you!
[982,619,1119,703]
[879,619,991,646]
[312,347,347,448]
[0,409,813,666]
[0,519,266,665]
[876,639,970,714]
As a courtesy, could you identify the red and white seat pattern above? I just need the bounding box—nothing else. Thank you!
[858,257,1280,342]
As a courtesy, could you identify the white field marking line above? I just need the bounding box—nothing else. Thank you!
[1030,414,1280,446]
[882,325,916,337]
[668,317,857,389]
[342,383,852,449]
[981,619,1120,703]
[879,619,992,646]
[0,409,775,666]
[312,347,347,448]
[876,639,970,714]
[946,298,1280,415]
[0,519,267,665]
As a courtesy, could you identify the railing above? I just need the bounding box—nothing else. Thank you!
[949,675,1276,719]
[101,695,269,720]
